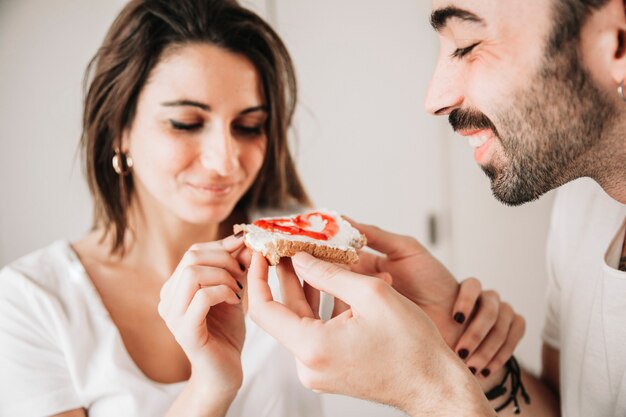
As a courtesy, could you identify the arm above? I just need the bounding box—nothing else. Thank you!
[158,235,250,417]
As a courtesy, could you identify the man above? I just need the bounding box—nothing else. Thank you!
[247,0,626,415]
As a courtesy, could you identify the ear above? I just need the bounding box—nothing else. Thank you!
[580,0,626,88]
[605,0,626,85]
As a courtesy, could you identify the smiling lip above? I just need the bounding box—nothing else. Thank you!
[187,182,236,196]
[455,128,496,164]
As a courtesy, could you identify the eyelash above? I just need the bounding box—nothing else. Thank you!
[169,120,203,131]
[451,42,480,59]
[169,119,264,137]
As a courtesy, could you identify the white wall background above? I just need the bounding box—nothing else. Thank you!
[0,1,554,416]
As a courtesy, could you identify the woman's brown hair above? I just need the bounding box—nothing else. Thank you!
[81,0,310,254]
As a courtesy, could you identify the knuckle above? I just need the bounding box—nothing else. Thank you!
[500,302,513,316]
[362,278,389,299]
[299,339,329,370]
[468,331,484,346]
[181,265,201,283]
[184,249,202,265]
[483,289,500,303]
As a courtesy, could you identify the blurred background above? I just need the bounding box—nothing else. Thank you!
[0,0,555,416]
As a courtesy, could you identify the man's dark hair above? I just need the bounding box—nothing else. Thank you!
[550,0,612,49]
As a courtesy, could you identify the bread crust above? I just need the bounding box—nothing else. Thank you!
[234,224,366,266]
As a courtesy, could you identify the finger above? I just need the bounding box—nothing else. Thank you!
[170,265,242,316]
[344,219,424,259]
[175,248,245,282]
[454,290,500,361]
[452,278,482,325]
[303,281,321,319]
[350,251,382,276]
[331,297,350,317]
[482,314,526,376]
[184,285,241,329]
[465,302,514,374]
[222,233,246,253]
[277,258,315,318]
[375,272,393,285]
[235,247,253,272]
[291,252,378,312]
[247,252,312,352]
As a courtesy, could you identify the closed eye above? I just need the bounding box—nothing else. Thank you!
[169,119,203,131]
[451,42,480,59]
[234,124,264,137]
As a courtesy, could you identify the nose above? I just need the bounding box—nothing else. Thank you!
[424,54,464,116]
[200,122,239,176]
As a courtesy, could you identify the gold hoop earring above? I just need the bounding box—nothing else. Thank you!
[112,150,134,175]
[618,80,626,102]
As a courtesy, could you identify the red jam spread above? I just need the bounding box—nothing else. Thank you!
[253,212,339,240]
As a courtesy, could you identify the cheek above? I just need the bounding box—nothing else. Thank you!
[239,138,267,179]
[130,126,197,182]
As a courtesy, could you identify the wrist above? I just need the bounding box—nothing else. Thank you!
[401,350,497,417]
[187,374,239,414]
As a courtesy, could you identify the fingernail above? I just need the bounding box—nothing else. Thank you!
[239,263,246,272]
[453,312,465,324]
[236,293,241,300]
[458,348,469,359]
[481,368,490,377]
[469,366,477,375]
[234,230,244,239]
[236,280,244,290]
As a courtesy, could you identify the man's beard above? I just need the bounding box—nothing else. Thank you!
[449,41,617,206]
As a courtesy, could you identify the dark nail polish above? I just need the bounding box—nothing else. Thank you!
[458,348,469,359]
[469,367,477,375]
[236,280,244,290]
[481,368,491,377]
[234,230,244,238]
[239,263,246,272]
[236,293,241,300]
[454,312,466,324]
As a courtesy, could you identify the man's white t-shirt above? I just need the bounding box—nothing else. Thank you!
[0,240,323,417]
[542,178,626,417]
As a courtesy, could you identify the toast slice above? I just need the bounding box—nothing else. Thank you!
[235,210,366,266]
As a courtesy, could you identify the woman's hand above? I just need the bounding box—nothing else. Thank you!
[158,234,249,404]
[452,278,526,378]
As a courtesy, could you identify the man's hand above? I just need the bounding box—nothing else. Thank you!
[349,220,465,346]
[247,252,496,417]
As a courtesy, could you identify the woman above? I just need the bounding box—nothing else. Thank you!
[0,0,524,416]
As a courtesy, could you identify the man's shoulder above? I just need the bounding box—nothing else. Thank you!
[551,178,624,227]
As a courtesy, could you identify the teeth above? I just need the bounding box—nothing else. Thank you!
[468,133,489,149]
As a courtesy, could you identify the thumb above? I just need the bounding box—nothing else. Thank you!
[346,219,424,259]
[291,252,374,309]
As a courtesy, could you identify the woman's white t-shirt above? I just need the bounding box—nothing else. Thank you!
[0,240,323,417]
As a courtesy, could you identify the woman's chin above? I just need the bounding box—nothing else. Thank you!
[176,203,236,226]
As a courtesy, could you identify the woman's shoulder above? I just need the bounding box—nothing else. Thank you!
[0,240,79,300]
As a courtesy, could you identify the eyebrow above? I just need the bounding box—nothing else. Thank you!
[161,100,268,115]
[430,6,485,31]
